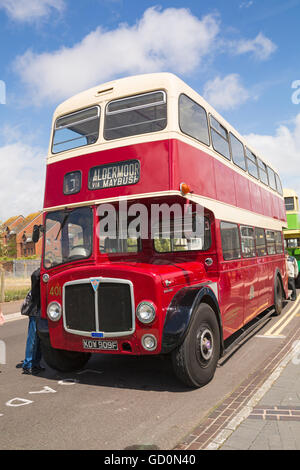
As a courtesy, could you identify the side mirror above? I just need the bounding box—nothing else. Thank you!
[32,224,44,243]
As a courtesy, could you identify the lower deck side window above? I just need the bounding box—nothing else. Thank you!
[221,222,284,260]
[220,222,241,260]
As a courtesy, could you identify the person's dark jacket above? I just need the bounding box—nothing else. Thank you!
[21,268,40,317]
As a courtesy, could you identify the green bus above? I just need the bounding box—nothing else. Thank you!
[283,188,300,284]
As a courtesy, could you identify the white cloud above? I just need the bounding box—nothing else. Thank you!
[245,114,300,195]
[203,74,250,110]
[239,1,254,8]
[234,32,277,60]
[0,0,65,22]
[0,131,46,221]
[14,7,220,103]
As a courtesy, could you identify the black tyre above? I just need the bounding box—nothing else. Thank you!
[274,276,283,316]
[40,339,91,372]
[171,303,220,388]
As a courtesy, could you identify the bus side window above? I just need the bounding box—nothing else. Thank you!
[245,148,259,179]
[255,227,267,256]
[210,116,231,160]
[220,221,241,260]
[266,230,276,255]
[258,158,269,186]
[275,173,283,195]
[240,226,256,258]
[275,231,283,253]
[179,94,210,146]
[267,166,277,191]
[230,133,246,171]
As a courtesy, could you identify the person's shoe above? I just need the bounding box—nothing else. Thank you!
[22,368,32,375]
[16,361,24,369]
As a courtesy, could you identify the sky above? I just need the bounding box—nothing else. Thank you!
[0,0,300,221]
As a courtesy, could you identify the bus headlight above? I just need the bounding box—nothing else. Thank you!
[47,302,62,322]
[136,301,156,324]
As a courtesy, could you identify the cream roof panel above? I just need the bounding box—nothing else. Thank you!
[52,72,181,119]
[283,188,298,198]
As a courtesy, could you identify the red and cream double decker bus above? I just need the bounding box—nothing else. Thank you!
[35,73,287,388]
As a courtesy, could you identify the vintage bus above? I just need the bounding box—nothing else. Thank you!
[35,73,287,388]
[284,188,300,284]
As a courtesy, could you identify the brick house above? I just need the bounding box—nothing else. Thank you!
[1,212,43,258]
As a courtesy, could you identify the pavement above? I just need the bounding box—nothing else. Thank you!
[2,298,300,451]
[219,355,300,450]
[1,299,24,315]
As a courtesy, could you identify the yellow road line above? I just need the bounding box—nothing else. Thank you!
[263,296,300,337]
[273,304,300,336]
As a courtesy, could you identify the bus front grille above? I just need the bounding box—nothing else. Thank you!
[97,283,133,332]
[64,283,96,332]
[63,279,134,337]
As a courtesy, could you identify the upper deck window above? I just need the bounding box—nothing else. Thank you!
[210,116,231,160]
[52,106,100,154]
[104,91,167,140]
[275,173,283,195]
[267,166,277,191]
[230,133,246,170]
[245,148,259,179]
[258,158,269,185]
[179,94,209,146]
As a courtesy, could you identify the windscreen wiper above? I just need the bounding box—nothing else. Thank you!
[55,211,70,240]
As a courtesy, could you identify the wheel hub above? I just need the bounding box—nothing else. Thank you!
[199,328,213,361]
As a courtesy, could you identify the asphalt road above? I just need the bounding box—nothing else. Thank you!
[0,294,299,450]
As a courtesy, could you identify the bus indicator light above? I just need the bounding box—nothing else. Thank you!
[180,182,191,195]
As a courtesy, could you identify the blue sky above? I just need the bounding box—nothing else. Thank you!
[0,0,300,221]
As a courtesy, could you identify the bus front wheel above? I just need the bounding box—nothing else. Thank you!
[171,303,220,388]
[40,339,91,372]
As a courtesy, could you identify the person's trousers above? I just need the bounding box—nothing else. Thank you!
[288,277,297,301]
[23,316,42,369]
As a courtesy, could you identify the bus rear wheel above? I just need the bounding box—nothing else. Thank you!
[274,276,283,316]
[171,303,220,388]
[40,339,91,372]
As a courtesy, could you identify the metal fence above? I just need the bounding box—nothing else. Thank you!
[4,259,41,278]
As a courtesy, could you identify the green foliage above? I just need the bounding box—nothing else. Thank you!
[5,287,28,302]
